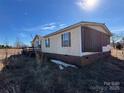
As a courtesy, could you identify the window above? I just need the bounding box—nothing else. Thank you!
[61,32,71,47]
[38,41,41,48]
[35,40,41,48]
[45,38,50,47]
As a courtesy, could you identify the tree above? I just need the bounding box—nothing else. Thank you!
[4,39,9,60]
[111,33,122,48]
[14,37,27,48]
[122,37,124,57]
[122,37,124,48]
[15,37,21,48]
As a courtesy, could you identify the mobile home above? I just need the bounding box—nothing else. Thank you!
[34,22,112,64]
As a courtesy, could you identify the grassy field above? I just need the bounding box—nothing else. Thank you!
[0,53,124,93]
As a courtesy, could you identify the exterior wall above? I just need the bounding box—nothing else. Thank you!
[41,24,110,57]
[86,25,108,34]
[80,52,111,66]
[81,26,110,53]
[42,26,82,56]
[34,38,41,48]
[44,52,111,66]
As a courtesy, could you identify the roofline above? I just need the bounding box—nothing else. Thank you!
[32,34,42,42]
[43,22,81,38]
[43,21,112,38]
[103,24,112,36]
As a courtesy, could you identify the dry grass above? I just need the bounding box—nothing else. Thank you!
[0,54,124,93]
[0,49,22,60]
[111,48,124,60]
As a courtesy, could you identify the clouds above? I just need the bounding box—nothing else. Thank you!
[23,22,66,32]
[76,0,100,11]
[41,23,56,30]
[111,26,124,37]
[112,27,124,33]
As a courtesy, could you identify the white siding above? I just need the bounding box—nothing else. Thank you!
[42,26,82,56]
[34,38,41,48]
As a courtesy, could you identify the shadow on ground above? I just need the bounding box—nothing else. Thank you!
[0,54,124,93]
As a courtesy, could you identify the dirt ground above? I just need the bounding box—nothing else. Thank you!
[0,49,22,60]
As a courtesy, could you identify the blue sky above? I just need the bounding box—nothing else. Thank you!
[0,0,124,46]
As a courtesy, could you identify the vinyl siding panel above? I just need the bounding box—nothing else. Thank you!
[81,26,110,52]
[42,26,82,56]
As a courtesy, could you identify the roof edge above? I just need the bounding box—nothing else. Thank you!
[43,21,112,38]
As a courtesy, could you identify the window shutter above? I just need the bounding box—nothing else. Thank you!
[45,38,50,48]
[48,38,50,47]
[45,39,47,47]
[61,34,63,47]
[69,32,71,47]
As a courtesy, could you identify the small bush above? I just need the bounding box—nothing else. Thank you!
[116,42,123,50]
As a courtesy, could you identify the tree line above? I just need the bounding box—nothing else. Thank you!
[0,45,12,49]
